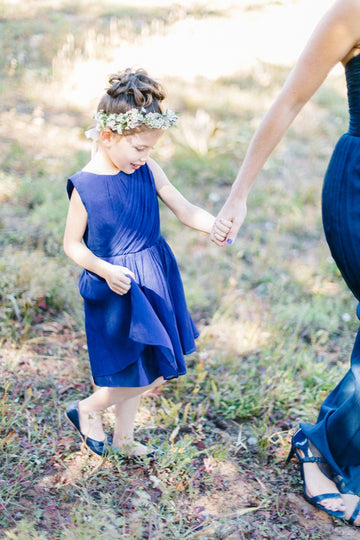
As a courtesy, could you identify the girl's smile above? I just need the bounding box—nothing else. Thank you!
[104,129,163,174]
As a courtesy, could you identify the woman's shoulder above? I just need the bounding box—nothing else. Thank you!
[329,0,360,25]
[339,0,360,18]
[349,0,360,8]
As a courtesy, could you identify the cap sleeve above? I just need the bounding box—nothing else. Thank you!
[66,173,88,211]
[66,178,75,200]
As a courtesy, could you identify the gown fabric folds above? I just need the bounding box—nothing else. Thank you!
[301,55,360,493]
[67,163,198,388]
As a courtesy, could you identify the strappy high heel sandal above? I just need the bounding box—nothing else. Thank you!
[286,428,345,519]
[342,494,360,526]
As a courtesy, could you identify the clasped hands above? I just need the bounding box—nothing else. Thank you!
[104,215,235,296]
[211,198,247,246]
[211,218,233,245]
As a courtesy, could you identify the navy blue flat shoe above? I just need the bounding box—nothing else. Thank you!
[65,402,109,457]
[286,428,345,519]
[145,445,164,458]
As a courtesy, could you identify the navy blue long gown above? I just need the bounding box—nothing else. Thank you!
[67,163,198,388]
[301,54,360,494]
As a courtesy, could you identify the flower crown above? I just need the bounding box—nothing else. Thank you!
[94,108,178,134]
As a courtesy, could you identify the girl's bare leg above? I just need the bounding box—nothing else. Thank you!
[112,395,150,455]
[78,377,164,441]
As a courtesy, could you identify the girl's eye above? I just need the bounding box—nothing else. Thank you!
[136,147,144,152]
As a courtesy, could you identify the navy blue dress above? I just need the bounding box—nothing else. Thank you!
[301,54,360,494]
[67,163,198,388]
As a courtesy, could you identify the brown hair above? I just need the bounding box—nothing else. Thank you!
[97,68,166,120]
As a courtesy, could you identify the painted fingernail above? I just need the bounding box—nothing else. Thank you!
[226,238,233,244]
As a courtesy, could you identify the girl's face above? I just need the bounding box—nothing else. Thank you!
[105,129,163,174]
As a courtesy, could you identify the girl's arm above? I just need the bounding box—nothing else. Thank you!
[212,0,360,245]
[63,188,134,295]
[148,158,231,238]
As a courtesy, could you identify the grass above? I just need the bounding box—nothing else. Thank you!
[1,0,359,538]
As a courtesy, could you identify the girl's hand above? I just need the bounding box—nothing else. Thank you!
[105,265,135,295]
[211,218,233,245]
[210,197,247,246]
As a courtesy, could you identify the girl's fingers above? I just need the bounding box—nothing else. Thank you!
[212,220,233,243]
[211,219,238,246]
[113,283,131,295]
[110,276,132,295]
[124,269,135,280]
[214,231,227,241]
[214,222,230,233]
[218,218,233,229]
[213,219,233,239]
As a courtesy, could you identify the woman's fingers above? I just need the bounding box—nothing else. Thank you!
[224,217,243,245]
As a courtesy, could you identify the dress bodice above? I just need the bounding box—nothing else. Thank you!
[67,163,161,258]
[346,54,360,136]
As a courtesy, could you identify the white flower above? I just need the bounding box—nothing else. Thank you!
[92,108,178,133]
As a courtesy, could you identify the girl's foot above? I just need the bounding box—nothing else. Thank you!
[65,402,109,457]
[112,438,151,457]
[342,494,360,526]
[78,401,106,442]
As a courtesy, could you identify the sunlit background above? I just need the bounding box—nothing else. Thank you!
[1,1,358,538]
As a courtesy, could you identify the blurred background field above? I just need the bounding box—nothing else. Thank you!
[1,0,359,538]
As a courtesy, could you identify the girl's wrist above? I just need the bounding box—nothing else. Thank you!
[93,259,113,281]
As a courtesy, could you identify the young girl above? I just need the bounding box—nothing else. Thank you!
[63,68,230,457]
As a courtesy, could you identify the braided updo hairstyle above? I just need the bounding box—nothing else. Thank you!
[97,68,167,133]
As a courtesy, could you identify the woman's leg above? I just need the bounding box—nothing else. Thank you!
[297,142,360,505]
[296,443,345,514]
[342,494,360,526]
[78,376,164,441]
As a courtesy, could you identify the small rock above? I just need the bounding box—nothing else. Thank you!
[247,436,258,446]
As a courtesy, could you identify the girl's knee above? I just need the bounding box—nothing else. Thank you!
[150,376,164,389]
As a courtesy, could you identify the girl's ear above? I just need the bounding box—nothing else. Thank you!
[100,129,114,147]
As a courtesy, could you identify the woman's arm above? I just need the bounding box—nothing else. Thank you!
[148,157,231,238]
[211,0,360,245]
[63,188,134,295]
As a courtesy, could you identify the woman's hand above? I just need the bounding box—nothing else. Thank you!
[104,265,135,295]
[210,197,247,246]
